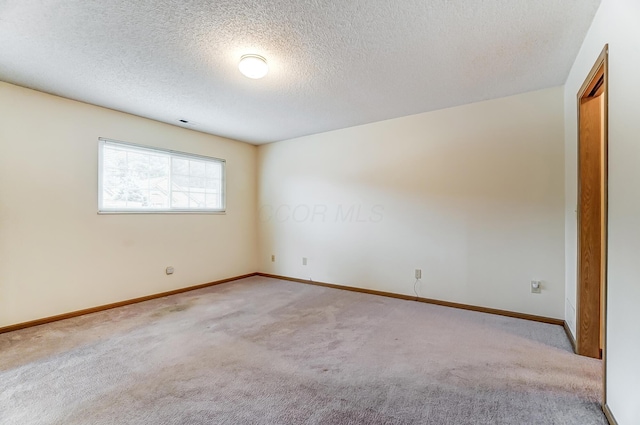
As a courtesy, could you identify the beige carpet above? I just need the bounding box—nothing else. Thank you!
[0,276,606,424]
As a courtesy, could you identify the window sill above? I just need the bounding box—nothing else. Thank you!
[97,210,226,215]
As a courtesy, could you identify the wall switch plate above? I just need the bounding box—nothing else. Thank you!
[531,280,542,294]
[166,266,174,275]
[415,269,422,279]
[302,257,308,265]
[271,255,275,262]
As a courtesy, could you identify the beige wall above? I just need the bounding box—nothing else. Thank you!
[0,82,258,327]
[564,0,640,423]
[258,87,566,319]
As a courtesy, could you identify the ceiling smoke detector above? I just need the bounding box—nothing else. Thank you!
[238,54,268,79]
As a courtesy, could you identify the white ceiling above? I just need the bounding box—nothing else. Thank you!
[0,0,601,144]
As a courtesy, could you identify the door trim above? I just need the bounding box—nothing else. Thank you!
[576,44,608,403]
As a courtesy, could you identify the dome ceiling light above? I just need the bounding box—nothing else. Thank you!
[238,54,268,79]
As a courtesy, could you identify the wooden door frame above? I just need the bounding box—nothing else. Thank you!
[576,44,608,403]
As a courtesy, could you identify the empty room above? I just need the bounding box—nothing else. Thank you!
[0,0,638,424]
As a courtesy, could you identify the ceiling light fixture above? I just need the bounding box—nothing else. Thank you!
[238,54,268,79]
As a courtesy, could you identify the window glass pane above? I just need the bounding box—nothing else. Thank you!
[205,162,220,179]
[103,147,126,169]
[190,192,205,208]
[171,191,189,208]
[99,139,224,212]
[149,189,169,208]
[154,176,169,192]
[189,176,206,190]
[205,179,220,193]
[189,160,206,177]
[103,189,124,208]
[172,158,189,175]
[127,151,147,167]
[135,171,149,190]
[206,194,220,208]
[172,174,189,189]
[150,155,169,177]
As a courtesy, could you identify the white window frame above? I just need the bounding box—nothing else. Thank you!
[98,138,226,214]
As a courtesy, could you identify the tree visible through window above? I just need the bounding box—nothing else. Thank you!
[99,138,225,213]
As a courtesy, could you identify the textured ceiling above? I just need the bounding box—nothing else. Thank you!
[0,0,601,144]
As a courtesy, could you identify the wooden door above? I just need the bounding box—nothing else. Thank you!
[577,86,605,359]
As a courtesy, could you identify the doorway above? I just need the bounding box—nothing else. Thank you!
[576,45,608,366]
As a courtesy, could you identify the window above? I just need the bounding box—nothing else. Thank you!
[98,138,225,213]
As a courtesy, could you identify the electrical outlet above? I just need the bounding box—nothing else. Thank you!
[166,266,174,275]
[531,280,542,294]
[271,254,275,262]
[302,257,308,266]
[415,269,422,279]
